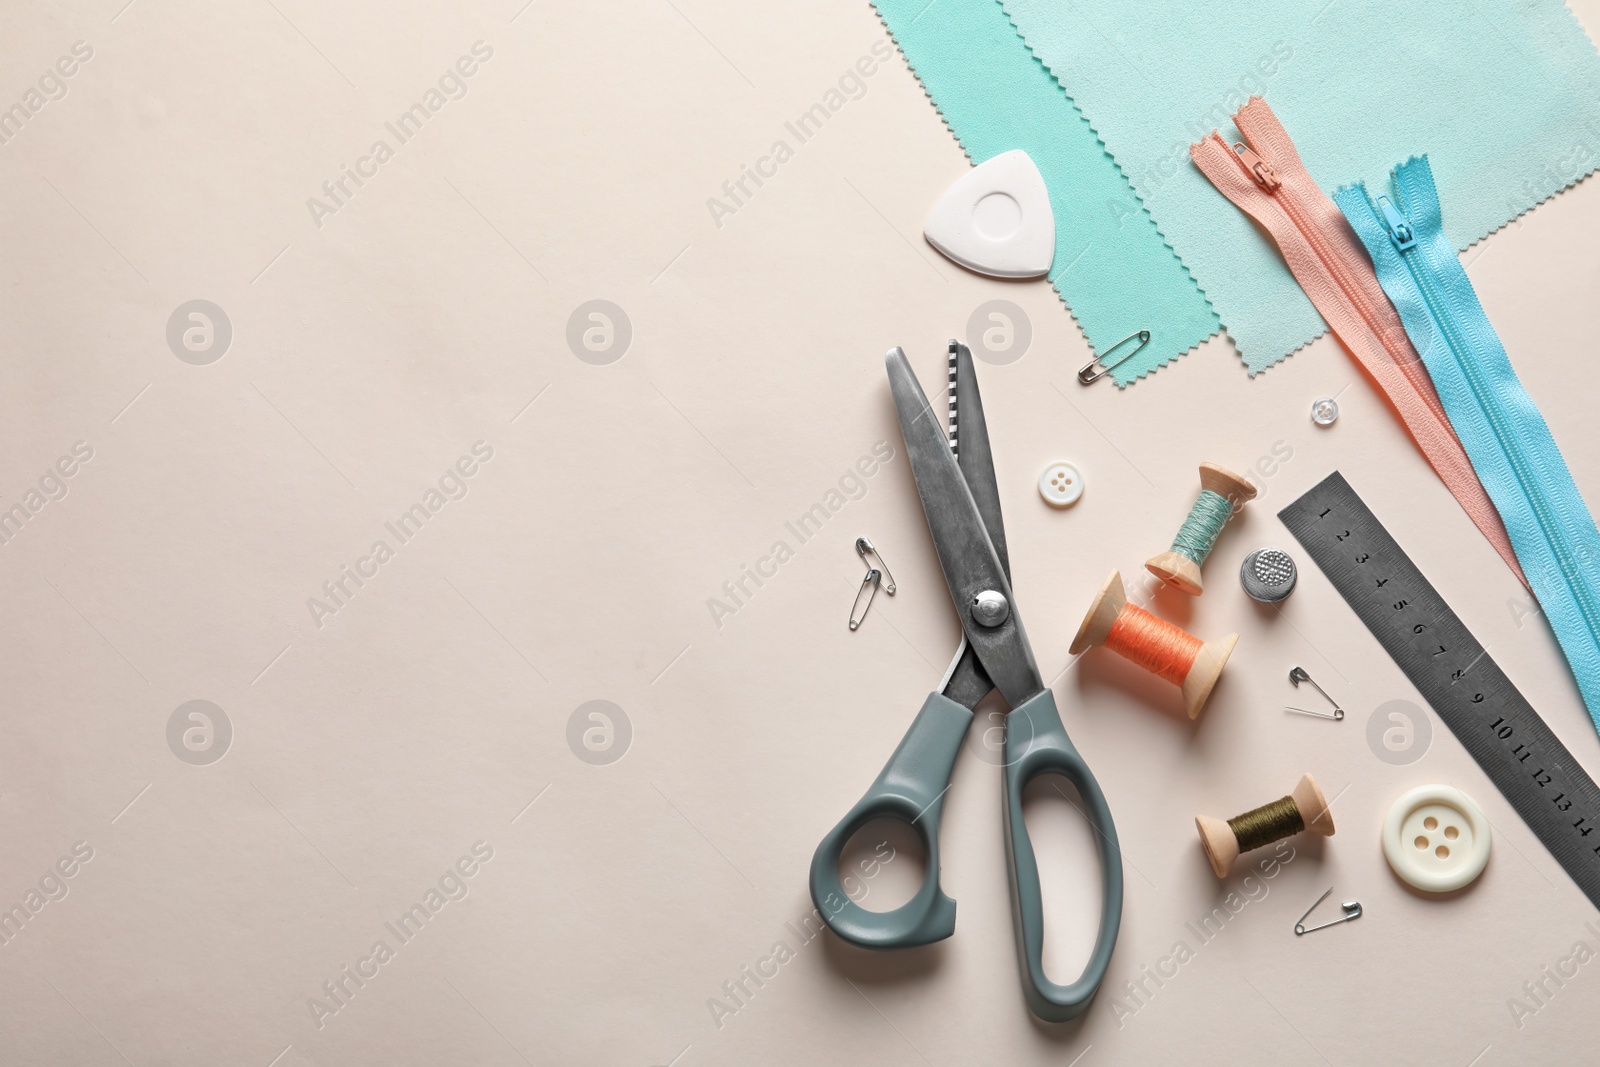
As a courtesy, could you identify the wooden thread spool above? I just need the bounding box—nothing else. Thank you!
[1196,773,1335,878]
[1069,570,1237,720]
[1146,462,1257,596]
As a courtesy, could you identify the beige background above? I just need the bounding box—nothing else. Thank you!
[4,0,1600,1064]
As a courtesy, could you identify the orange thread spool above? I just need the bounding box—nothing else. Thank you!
[1104,604,1202,686]
[1069,570,1239,720]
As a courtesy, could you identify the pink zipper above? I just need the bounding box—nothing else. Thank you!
[1191,97,1524,585]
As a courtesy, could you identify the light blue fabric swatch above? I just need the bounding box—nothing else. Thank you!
[1338,156,1600,730]
[1001,0,1600,373]
[871,0,1219,384]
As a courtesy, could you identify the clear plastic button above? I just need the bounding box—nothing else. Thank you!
[1381,784,1491,893]
[1311,397,1339,426]
[1038,461,1084,507]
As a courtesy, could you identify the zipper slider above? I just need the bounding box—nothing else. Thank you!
[1377,196,1415,252]
[1232,142,1280,190]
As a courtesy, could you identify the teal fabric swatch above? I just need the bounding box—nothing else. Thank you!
[871,0,1219,384]
[1001,0,1600,374]
[1337,156,1600,729]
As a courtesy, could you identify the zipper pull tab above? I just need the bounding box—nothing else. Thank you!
[1377,196,1415,251]
[1232,142,1280,190]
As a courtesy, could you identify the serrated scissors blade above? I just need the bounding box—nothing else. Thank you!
[885,347,1042,706]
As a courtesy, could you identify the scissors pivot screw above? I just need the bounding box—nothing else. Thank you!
[971,589,1010,628]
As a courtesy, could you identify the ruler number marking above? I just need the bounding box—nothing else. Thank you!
[1285,474,1600,901]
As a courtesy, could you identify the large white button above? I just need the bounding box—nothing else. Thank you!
[1038,462,1084,507]
[1381,784,1491,893]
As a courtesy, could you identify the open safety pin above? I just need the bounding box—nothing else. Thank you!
[1285,666,1344,720]
[1294,887,1362,935]
[1077,330,1151,385]
[855,537,896,595]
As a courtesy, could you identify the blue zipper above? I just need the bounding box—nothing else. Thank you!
[1335,157,1600,728]
[1378,191,1598,628]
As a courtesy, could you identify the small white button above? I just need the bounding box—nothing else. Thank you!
[1381,784,1491,893]
[1038,462,1083,507]
[1311,397,1339,426]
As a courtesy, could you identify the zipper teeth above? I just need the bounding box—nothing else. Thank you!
[1226,136,1449,426]
[1279,188,1445,416]
[1277,193,1391,347]
[1398,232,1600,638]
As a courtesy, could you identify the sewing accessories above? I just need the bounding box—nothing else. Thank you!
[1197,773,1335,878]
[1076,330,1151,385]
[1240,547,1297,603]
[1285,666,1342,721]
[1038,461,1084,507]
[1146,462,1255,595]
[1294,888,1362,935]
[923,150,1055,279]
[809,342,1122,1022]
[1070,570,1235,720]
[849,570,882,631]
[855,537,896,594]
[847,537,896,631]
[1311,397,1339,426]
[1337,154,1600,732]
[1382,784,1492,894]
[1191,98,1522,583]
[874,0,1219,386]
[1282,472,1600,909]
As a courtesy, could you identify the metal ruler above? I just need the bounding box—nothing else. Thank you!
[1281,472,1600,911]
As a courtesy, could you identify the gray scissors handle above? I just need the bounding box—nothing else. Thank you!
[808,693,970,947]
[1002,689,1123,1021]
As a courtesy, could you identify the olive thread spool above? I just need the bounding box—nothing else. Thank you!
[1146,462,1258,596]
[1196,773,1335,878]
[1069,570,1238,720]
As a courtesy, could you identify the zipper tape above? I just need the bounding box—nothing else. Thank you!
[1282,472,1600,912]
[1335,157,1600,729]
[1189,98,1523,585]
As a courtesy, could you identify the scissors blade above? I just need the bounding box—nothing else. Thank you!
[950,341,1010,581]
[886,347,1043,707]
[939,341,1007,712]
[940,637,994,710]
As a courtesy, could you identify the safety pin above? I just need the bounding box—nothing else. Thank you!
[849,569,882,631]
[1077,330,1152,385]
[1294,887,1362,935]
[855,537,896,595]
[1285,666,1344,720]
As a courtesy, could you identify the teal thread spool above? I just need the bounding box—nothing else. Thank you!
[1146,462,1257,595]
